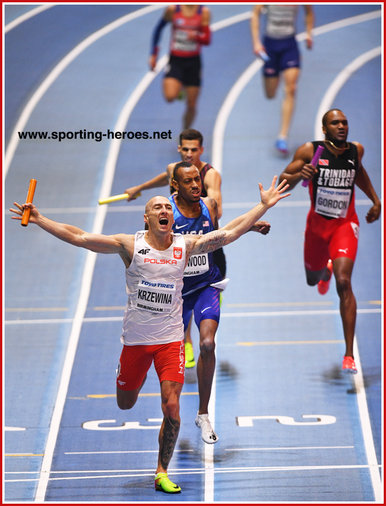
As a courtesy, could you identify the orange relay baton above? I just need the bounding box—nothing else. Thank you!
[21,179,37,227]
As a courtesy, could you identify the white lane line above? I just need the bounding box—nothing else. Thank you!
[5,318,74,325]
[237,340,343,346]
[65,449,192,455]
[204,335,216,503]
[210,10,251,31]
[225,445,355,451]
[212,57,263,173]
[5,299,380,313]
[221,309,381,318]
[4,4,54,33]
[6,463,382,483]
[352,338,383,501]
[312,9,381,36]
[4,5,163,177]
[4,308,381,326]
[314,46,382,139]
[4,445,354,461]
[33,8,164,502]
[34,248,99,502]
[2,198,375,216]
[64,445,353,455]
[212,9,381,172]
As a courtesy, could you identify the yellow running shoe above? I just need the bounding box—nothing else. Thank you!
[155,472,181,493]
[177,89,186,100]
[185,341,195,368]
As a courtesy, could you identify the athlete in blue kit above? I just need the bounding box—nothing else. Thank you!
[251,5,314,155]
[170,161,270,443]
[124,128,225,369]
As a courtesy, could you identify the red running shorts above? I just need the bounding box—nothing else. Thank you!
[116,340,185,391]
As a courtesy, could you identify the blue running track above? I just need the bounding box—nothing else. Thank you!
[4,3,382,503]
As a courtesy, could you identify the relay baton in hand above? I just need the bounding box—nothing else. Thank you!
[21,178,37,226]
[98,192,141,205]
[302,145,324,187]
[258,50,269,62]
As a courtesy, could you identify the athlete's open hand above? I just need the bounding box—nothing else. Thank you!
[259,176,290,208]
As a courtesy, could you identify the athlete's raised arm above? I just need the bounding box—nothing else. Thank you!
[10,202,134,266]
[184,176,289,257]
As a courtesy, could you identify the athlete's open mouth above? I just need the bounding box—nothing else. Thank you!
[159,218,168,225]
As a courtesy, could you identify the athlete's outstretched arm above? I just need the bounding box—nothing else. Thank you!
[10,202,134,262]
[185,176,290,256]
[124,171,169,201]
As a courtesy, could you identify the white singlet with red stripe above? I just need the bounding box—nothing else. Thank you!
[121,231,186,345]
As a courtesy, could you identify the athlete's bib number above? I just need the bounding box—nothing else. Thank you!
[136,279,175,313]
[173,29,198,53]
[315,187,351,219]
[184,253,209,277]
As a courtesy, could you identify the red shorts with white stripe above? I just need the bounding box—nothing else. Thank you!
[116,340,185,391]
[304,210,359,272]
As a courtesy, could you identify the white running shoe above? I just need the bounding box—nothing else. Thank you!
[195,413,219,444]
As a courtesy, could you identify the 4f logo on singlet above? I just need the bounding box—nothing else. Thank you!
[138,248,150,255]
